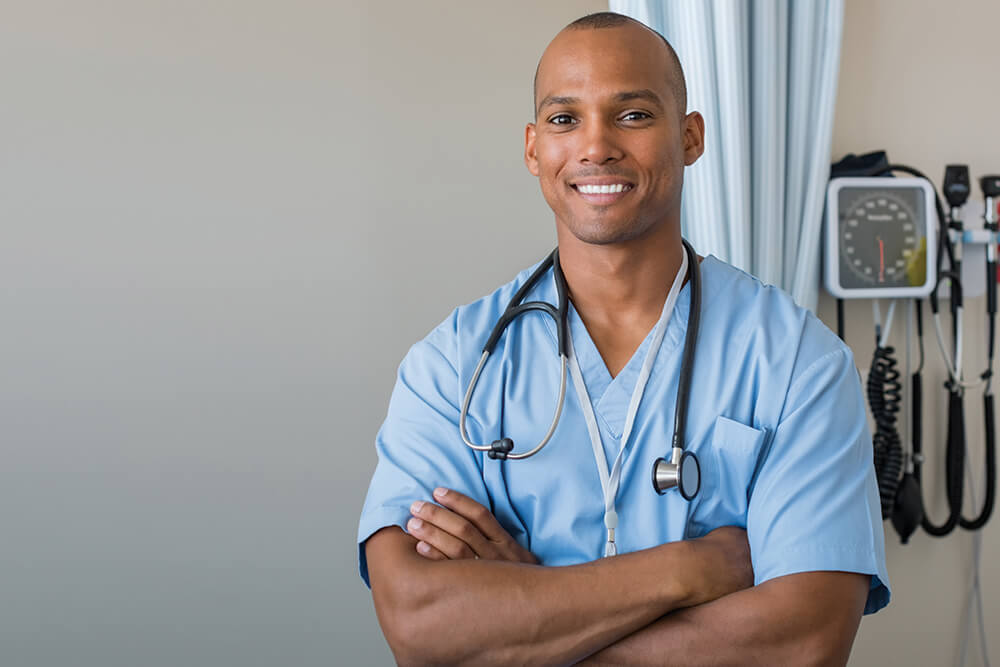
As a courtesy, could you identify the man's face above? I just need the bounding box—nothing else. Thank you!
[525,25,704,245]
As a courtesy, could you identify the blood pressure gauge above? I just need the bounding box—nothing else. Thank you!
[824,177,938,299]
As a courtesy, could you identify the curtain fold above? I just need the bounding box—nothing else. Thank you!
[609,0,844,311]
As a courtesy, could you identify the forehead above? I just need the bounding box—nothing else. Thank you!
[535,25,673,106]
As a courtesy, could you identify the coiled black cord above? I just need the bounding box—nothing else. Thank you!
[868,344,904,518]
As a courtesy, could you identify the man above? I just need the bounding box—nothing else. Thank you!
[359,12,889,666]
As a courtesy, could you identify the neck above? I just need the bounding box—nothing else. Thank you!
[557,225,685,331]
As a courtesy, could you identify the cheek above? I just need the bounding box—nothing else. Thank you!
[534,144,572,199]
[644,151,683,193]
[534,141,565,179]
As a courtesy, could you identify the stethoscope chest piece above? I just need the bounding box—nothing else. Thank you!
[651,448,701,500]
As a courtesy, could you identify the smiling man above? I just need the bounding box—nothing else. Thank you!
[359,12,889,666]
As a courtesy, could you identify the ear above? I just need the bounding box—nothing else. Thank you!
[524,123,539,176]
[682,112,705,166]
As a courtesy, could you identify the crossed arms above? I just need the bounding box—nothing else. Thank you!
[365,488,869,666]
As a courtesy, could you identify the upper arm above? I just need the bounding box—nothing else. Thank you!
[747,345,890,614]
[357,320,491,586]
[365,527,421,645]
[580,565,871,666]
[366,526,465,664]
[754,571,869,662]
[686,570,869,666]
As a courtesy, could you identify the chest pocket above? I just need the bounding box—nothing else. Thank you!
[685,415,769,538]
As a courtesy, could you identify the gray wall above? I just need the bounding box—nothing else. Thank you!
[2,1,602,666]
[3,1,366,664]
[3,1,997,666]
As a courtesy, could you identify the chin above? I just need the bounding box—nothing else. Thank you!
[564,217,651,246]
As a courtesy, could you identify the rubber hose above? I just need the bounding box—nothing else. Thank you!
[920,389,965,536]
[959,393,996,529]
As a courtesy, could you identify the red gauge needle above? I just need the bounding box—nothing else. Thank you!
[878,236,885,283]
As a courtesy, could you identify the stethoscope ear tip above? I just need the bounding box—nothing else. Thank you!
[487,438,514,460]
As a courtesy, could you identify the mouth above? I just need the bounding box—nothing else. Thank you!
[570,181,635,205]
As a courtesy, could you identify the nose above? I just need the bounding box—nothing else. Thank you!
[578,119,624,165]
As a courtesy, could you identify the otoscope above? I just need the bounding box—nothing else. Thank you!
[959,175,1000,530]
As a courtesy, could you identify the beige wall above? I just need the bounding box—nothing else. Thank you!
[826,1,1000,665]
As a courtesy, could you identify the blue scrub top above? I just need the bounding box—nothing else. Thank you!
[358,255,891,614]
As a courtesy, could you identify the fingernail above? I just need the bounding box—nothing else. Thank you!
[434,487,448,498]
[417,541,431,554]
[410,501,424,514]
[407,518,423,531]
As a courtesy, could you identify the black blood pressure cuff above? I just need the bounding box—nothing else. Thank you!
[830,150,892,179]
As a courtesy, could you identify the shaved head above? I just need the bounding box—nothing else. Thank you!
[533,12,687,117]
[523,10,706,249]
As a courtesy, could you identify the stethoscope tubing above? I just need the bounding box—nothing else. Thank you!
[459,248,570,460]
[459,351,568,460]
[671,240,701,453]
[460,240,700,465]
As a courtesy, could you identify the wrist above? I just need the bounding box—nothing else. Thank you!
[652,540,698,609]
[675,540,702,607]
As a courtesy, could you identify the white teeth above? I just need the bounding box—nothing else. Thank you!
[577,184,628,194]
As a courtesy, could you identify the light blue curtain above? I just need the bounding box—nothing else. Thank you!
[609,0,844,311]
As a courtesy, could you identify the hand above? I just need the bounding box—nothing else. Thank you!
[406,487,538,564]
[683,525,754,607]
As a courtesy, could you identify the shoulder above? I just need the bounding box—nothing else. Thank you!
[406,258,550,374]
[698,256,857,414]
[703,255,847,358]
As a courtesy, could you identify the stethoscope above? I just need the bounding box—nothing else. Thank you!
[458,239,703,511]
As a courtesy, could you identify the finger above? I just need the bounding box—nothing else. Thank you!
[406,516,477,560]
[414,540,448,561]
[410,500,494,557]
[430,489,538,563]
[431,488,510,543]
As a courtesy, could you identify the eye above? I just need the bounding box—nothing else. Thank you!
[621,111,652,122]
[548,113,576,126]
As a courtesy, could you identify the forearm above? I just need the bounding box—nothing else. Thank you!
[579,572,868,667]
[368,528,701,666]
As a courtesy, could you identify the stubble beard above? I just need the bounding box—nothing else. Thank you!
[561,211,657,246]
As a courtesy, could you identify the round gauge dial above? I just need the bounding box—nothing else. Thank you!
[839,192,921,287]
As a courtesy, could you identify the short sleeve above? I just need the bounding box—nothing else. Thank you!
[357,320,490,588]
[747,347,891,614]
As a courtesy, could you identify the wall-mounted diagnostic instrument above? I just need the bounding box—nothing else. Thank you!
[824,158,998,667]
[824,177,938,299]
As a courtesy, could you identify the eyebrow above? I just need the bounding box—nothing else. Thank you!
[536,94,578,114]
[614,89,664,107]
[536,89,665,115]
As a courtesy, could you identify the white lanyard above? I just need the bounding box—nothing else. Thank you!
[566,250,688,557]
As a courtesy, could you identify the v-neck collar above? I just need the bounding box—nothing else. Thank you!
[532,256,706,439]
[566,300,655,439]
